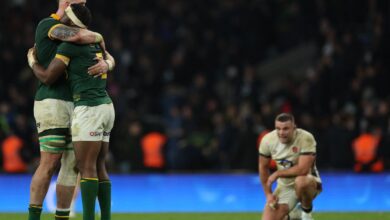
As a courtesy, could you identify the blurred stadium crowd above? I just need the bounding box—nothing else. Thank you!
[0,0,390,173]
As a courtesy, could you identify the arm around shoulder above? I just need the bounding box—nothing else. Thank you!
[49,24,102,44]
[27,47,67,85]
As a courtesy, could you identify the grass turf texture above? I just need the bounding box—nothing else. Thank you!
[1,212,389,220]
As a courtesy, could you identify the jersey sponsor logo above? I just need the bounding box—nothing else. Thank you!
[277,159,294,169]
[89,131,102,136]
[103,131,110,136]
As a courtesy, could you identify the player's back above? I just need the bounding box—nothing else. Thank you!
[56,42,112,107]
[34,15,72,101]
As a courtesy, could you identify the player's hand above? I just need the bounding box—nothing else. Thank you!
[266,194,278,210]
[27,46,37,68]
[88,57,108,77]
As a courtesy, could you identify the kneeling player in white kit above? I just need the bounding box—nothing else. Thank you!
[258,113,322,220]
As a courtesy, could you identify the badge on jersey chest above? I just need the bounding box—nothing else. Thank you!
[277,159,294,168]
[292,146,299,153]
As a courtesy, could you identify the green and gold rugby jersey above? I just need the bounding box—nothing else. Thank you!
[56,42,112,107]
[259,128,321,186]
[34,14,72,101]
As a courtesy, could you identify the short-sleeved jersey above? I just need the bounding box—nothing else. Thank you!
[56,42,112,107]
[259,128,321,186]
[34,15,72,101]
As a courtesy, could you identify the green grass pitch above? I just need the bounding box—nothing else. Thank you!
[1,212,389,220]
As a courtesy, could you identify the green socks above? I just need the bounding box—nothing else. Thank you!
[28,205,42,220]
[80,178,99,220]
[98,180,111,220]
[55,209,70,220]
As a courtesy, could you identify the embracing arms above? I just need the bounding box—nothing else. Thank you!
[49,24,113,74]
[27,47,66,85]
[49,24,103,45]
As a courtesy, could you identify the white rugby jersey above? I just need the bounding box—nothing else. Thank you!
[259,128,321,186]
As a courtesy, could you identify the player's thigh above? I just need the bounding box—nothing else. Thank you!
[72,105,112,168]
[102,103,115,143]
[34,99,73,133]
[98,142,109,162]
[34,99,73,153]
[73,141,102,167]
[72,104,113,142]
[274,185,299,212]
[295,175,320,198]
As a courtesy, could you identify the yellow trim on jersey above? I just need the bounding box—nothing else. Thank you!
[55,54,70,66]
[48,23,64,40]
[81,178,99,182]
[50,13,60,20]
[96,52,108,79]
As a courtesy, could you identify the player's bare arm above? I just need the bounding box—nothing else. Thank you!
[259,155,278,208]
[259,155,272,195]
[267,154,316,186]
[49,24,103,44]
[27,47,66,85]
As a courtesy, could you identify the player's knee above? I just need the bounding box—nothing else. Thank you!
[38,155,62,175]
[294,176,312,190]
[57,162,78,186]
[57,150,78,186]
[39,162,60,176]
[76,160,96,177]
[262,204,289,220]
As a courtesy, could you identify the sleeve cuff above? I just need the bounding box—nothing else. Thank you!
[259,153,271,158]
[55,54,70,66]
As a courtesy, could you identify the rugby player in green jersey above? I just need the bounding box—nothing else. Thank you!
[28,4,115,220]
[27,0,113,220]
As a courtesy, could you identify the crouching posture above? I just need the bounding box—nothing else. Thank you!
[258,113,322,220]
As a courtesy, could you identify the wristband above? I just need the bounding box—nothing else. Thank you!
[105,60,114,71]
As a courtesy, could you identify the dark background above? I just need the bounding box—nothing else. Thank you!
[1,0,390,173]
